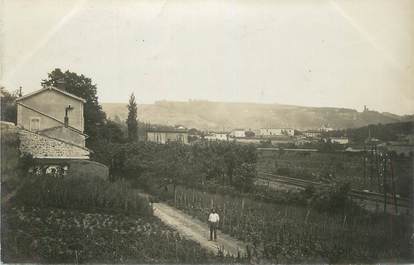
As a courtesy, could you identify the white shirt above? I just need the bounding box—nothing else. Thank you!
[208,213,220,223]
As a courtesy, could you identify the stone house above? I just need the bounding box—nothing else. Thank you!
[204,132,229,141]
[16,86,89,159]
[146,129,189,144]
[329,137,349,145]
[229,129,246,138]
[259,128,295,137]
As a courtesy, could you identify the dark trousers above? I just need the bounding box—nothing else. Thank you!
[209,222,217,240]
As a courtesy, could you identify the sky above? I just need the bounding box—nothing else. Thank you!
[1,0,413,115]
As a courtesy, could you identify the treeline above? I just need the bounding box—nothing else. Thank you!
[324,121,413,143]
[94,141,257,193]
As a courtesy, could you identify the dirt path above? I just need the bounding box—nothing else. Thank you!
[152,202,248,257]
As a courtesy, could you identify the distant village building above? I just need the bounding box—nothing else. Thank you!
[259,128,295,137]
[384,134,414,156]
[146,129,189,144]
[204,132,229,141]
[230,129,246,138]
[303,130,322,138]
[16,86,90,159]
[294,136,312,146]
[329,137,349,145]
[320,124,334,132]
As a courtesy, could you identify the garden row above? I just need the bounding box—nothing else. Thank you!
[1,174,237,263]
[153,185,412,263]
[2,206,234,263]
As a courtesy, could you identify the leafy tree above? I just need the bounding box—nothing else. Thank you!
[233,163,256,192]
[41,68,106,144]
[245,130,255,138]
[0,87,18,123]
[98,120,125,143]
[126,93,138,142]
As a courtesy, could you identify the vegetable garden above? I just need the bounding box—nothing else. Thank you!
[2,206,234,263]
[155,185,412,263]
[1,173,237,263]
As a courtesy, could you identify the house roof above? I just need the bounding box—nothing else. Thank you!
[38,125,88,137]
[147,129,188,133]
[16,86,86,103]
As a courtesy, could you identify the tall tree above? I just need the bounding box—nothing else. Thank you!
[127,93,138,142]
[0,87,18,123]
[41,68,106,144]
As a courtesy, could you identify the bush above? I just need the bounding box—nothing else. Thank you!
[14,174,152,216]
[233,163,256,192]
[276,167,290,176]
[301,182,361,214]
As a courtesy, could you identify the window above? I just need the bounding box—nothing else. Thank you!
[30,117,40,131]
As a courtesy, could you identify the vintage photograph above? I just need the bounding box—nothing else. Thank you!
[1,0,413,264]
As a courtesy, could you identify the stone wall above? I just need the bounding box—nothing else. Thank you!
[66,160,109,180]
[18,129,89,159]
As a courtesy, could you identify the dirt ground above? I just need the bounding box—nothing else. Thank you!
[152,202,248,257]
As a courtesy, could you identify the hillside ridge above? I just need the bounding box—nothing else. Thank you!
[102,101,411,130]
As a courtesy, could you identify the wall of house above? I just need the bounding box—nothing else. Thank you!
[40,126,86,147]
[260,128,295,137]
[147,132,188,144]
[17,89,84,132]
[230,130,245,138]
[19,129,89,159]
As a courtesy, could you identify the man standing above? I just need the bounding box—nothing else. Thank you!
[208,208,220,241]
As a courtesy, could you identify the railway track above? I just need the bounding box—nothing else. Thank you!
[257,172,411,210]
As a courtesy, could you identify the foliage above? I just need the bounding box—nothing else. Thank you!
[126,93,138,142]
[14,174,152,216]
[98,141,257,191]
[325,122,414,143]
[258,148,412,197]
[0,124,34,194]
[41,68,106,145]
[233,163,256,192]
[245,130,255,138]
[0,87,18,123]
[161,185,412,263]
[2,206,234,264]
[300,182,360,214]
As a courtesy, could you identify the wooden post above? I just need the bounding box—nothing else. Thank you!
[369,145,374,186]
[174,184,177,206]
[382,155,387,213]
[363,144,367,186]
[376,146,382,193]
[223,202,226,227]
[389,157,398,215]
[305,208,311,224]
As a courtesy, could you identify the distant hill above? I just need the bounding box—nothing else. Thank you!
[102,100,412,130]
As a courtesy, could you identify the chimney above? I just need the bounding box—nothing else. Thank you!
[64,105,74,127]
